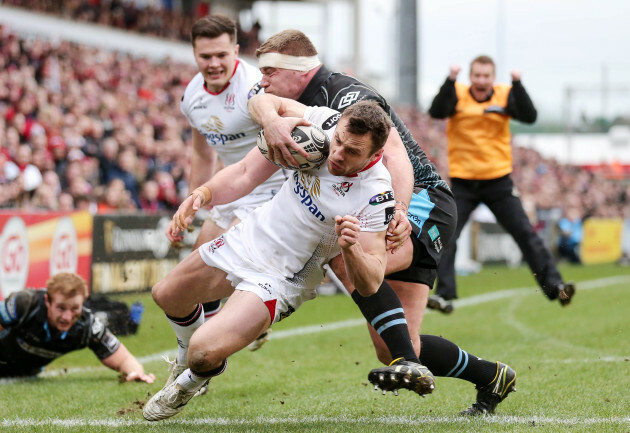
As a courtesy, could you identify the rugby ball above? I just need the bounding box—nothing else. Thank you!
[257,124,330,171]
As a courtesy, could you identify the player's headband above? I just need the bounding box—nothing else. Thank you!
[258,53,321,71]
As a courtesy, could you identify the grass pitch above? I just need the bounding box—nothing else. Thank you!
[1,263,629,432]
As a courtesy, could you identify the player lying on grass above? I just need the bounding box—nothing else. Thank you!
[143,96,436,421]
[0,273,155,383]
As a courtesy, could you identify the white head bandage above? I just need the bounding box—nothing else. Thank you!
[258,53,321,71]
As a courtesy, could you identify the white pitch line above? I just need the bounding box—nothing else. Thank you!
[34,274,630,378]
[2,414,630,428]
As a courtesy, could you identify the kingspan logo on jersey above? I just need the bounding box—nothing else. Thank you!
[201,115,245,145]
[293,172,325,222]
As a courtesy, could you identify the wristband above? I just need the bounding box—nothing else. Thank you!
[189,186,212,206]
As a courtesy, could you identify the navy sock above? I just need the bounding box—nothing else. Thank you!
[351,280,419,363]
[419,334,497,386]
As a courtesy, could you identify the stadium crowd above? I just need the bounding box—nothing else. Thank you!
[1,22,629,222]
[2,0,263,55]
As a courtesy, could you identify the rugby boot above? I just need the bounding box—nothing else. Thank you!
[460,361,516,416]
[368,358,435,397]
[163,355,187,387]
[143,379,207,421]
[558,282,576,306]
[427,294,454,314]
[247,328,272,351]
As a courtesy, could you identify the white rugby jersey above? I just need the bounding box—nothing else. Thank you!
[181,59,286,195]
[222,106,395,290]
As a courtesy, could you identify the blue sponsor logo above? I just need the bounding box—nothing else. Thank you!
[428,225,440,241]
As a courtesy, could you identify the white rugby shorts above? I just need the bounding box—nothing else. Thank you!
[198,233,318,324]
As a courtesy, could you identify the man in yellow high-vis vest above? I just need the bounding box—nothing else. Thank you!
[428,55,575,313]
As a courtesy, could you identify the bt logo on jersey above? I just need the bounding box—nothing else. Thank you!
[369,191,394,205]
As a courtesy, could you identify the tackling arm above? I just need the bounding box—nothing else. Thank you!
[247,94,312,166]
[381,128,413,252]
[168,147,279,238]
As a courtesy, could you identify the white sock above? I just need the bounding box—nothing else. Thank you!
[175,368,207,391]
[167,304,204,365]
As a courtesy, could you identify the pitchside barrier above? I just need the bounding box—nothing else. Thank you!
[0,211,627,299]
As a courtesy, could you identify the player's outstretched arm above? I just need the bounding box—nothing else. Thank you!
[167,146,279,240]
[335,215,387,296]
[248,93,311,167]
[100,343,155,383]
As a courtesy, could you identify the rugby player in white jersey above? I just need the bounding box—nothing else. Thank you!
[165,15,284,385]
[143,95,404,421]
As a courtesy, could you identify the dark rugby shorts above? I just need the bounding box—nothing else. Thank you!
[386,185,456,287]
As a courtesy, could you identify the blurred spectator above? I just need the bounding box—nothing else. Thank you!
[153,170,179,211]
[97,178,133,213]
[30,183,58,210]
[138,179,162,212]
[98,138,120,186]
[557,207,583,264]
[49,135,69,180]
[13,144,43,193]
[110,147,141,207]
[74,194,98,213]
[41,170,61,196]
[58,191,75,211]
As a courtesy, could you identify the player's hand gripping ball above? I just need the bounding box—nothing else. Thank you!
[257,124,330,171]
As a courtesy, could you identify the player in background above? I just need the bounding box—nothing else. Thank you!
[428,56,575,312]
[0,273,155,383]
[143,97,411,421]
[254,30,516,415]
[166,14,286,387]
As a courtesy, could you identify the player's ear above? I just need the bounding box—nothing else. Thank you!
[235,43,240,56]
[370,148,384,162]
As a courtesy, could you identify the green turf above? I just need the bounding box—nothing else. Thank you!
[1,263,629,432]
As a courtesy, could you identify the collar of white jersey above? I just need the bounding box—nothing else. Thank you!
[345,155,383,178]
[258,53,321,71]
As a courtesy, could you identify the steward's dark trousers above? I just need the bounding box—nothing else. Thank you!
[436,174,564,300]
